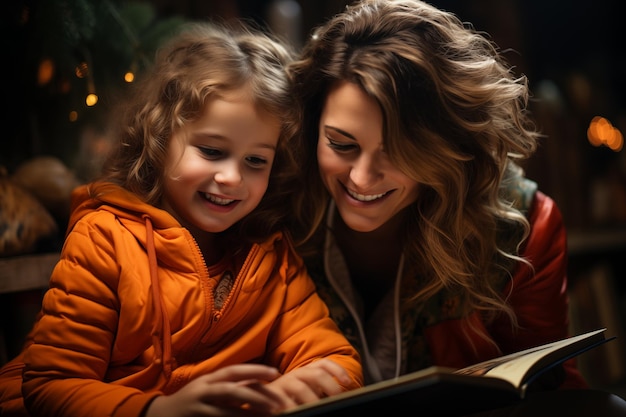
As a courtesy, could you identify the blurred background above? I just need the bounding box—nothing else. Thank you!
[1,0,625,396]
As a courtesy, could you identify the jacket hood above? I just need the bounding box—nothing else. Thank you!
[68,182,189,266]
[69,181,178,236]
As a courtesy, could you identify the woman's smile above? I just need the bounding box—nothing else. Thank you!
[317,81,419,232]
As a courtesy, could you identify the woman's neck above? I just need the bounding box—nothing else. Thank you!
[332,210,406,314]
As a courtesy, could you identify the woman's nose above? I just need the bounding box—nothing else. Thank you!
[349,155,381,188]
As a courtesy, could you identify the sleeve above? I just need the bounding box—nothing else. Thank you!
[21,218,158,417]
[265,240,364,390]
[491,191,588,389]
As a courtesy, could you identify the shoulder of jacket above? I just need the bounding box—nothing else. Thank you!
[70,208,120,233]
[501,164,538,215]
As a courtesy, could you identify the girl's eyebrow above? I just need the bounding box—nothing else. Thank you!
[256,143,277,151]
[324,125,357,141]
[193,132,276,150]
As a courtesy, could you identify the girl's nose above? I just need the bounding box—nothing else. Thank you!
[214,160,243,185]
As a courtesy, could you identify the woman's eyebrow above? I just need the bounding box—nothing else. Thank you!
[324,125,356,141]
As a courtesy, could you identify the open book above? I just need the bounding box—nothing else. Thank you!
[284,328,613,417]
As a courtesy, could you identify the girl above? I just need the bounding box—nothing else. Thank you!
[0,22,362,417]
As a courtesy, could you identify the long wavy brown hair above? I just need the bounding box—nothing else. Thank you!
[289,0,540,335]
[99,21,300,244]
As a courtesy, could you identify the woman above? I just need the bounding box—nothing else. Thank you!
[288,0,626,414]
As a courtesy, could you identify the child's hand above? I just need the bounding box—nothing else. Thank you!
[263,359,354,410]
[144,364,285,417]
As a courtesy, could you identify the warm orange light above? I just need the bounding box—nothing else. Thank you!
[124,72,135,83]
[69,111,78,122]
[86,94,98,106]
[37,58,54,85]
[587,116,623,152]
[607,129,624,152]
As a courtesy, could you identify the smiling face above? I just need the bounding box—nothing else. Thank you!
[317,81,420,232]
[162,88,280,236]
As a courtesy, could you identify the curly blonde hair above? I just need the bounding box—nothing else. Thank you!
[289,0,540,331]
[100,21,299,243]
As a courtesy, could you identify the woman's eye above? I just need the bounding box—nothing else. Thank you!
[327,138,357,152]
[199,147,223,159]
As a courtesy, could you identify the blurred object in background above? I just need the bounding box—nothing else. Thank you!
[267,0,303,48]
[0,167,58,258]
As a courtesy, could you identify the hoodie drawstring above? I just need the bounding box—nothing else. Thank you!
[144,216,174,378]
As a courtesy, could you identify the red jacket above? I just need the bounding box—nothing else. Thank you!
[424,191,586,389]
[0,182,363,417]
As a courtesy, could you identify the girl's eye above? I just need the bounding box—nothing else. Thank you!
[327,137,357,152]
[199,147,223,159]
[245,156,269,168]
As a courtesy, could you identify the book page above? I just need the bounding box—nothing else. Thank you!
[283,329,608,417]
[455,329,606,388]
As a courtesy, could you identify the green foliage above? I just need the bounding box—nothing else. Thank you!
[2,0,188,174]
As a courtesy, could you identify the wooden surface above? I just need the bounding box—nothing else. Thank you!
[0,253,59,294]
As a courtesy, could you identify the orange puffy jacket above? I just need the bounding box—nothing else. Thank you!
[0,182,363,417]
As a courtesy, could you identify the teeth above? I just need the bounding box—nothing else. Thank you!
[205,193,235,205]
[347,189,387,202]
